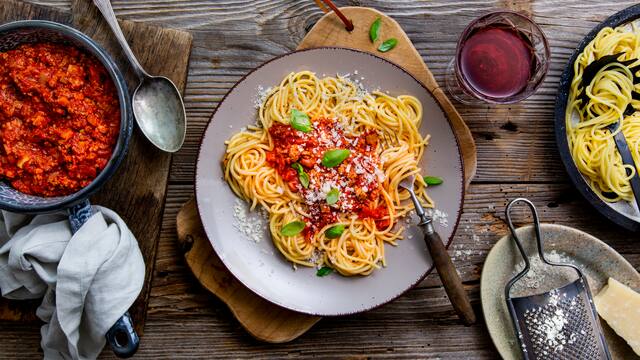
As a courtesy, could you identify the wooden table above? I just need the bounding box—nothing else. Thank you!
[2,0,639,358]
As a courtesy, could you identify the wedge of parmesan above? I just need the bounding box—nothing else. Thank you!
[594,277,640,356]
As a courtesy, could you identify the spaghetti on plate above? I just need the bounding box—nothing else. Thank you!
[223,71,433,276]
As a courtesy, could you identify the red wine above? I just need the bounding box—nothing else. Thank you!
[459,26,534,98]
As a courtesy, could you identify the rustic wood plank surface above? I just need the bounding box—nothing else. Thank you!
[2,0,640,359]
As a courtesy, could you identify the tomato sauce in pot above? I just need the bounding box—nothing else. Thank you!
[0,43,120,197]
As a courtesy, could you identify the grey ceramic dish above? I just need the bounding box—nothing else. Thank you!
[481,224,640,360]
[195,47,465,316]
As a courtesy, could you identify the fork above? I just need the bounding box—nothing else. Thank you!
[399,175,476,325]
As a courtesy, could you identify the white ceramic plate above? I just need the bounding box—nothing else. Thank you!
[481,224,640,359]
[196,48,464,316]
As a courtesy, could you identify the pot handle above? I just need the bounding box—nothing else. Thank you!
[67,200,140,358]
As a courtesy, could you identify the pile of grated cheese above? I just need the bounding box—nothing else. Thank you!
[523,289,578,354]
[232,199,268,243]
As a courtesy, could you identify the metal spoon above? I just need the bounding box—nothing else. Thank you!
[93,0,186,153]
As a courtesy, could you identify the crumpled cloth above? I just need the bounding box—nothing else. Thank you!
[0,206,144,360]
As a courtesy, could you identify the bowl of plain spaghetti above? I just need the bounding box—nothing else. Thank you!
[196,47,464,315]
[556,4,640,231]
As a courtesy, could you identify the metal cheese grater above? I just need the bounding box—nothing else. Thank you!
[504,198,611,360]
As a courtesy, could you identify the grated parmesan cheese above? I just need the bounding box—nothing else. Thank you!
[524,289,578,353]
[253,85,272,109]
[425,208,449,227]
[232,199,268,243]
[308,249,324,268]
[511,250,573,291]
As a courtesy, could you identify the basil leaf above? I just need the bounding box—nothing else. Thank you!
[325,224,345,239]
[316,266,333,277]
[369,17,381,42]
[299,172,310,188]
[321,149,350,167]
[290,109,312,133]
[423,176,443,186]
[326,188,340,205]
[378,38,398,53]
[291,163,310,188]
[280,220,306,236]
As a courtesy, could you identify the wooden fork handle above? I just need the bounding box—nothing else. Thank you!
[423,230,476,326]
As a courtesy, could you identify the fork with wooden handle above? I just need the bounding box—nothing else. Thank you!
[399,175,476,325]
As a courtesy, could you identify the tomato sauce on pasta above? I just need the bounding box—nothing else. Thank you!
[266,118,388,238]
[223,71,433,276]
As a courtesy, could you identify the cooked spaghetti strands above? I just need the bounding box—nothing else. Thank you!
[567,24,640,203]
[223,71,432,276]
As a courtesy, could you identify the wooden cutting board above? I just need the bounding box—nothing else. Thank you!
[176,198,321,343]
[0,0,193,335]
[176,6,477,343]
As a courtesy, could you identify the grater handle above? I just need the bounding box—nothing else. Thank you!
[423,230,476,325]
[504,198,584,300]
[505,198,541,297]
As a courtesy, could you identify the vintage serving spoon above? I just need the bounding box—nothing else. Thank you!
[93,0,186,153]
[399,175,476,325]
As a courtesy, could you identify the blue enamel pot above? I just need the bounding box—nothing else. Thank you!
[0,20,138,358]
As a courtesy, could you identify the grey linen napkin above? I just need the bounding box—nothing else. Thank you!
[0,206,144,359]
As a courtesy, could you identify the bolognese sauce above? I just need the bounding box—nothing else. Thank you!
[0,43,120,197]
[266,118,389,238]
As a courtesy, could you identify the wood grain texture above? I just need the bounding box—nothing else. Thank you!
[0,0,69,22]
[71,0,193,334]
[143,182,639,359]
[2,0,640,359]
[176,198,320,343]
[298,6,477,187]
[0,0,193,336]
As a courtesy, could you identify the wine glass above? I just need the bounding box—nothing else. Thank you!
[444,11,550,105]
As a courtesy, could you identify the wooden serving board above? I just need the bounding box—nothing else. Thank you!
[0,0,193,335]
[176,198,321,343]
[176,6,476,343]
